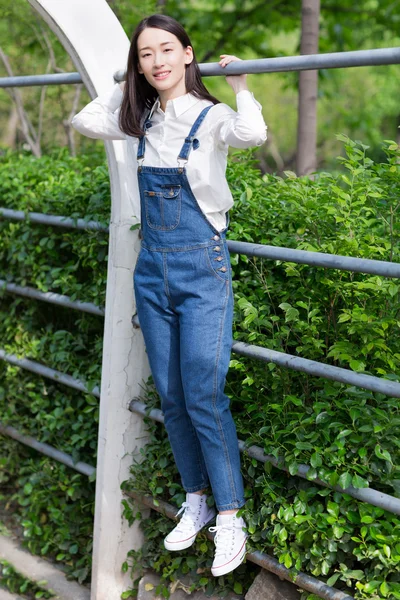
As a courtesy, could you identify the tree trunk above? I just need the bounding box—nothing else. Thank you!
[296,0,320,176]
[0,47,42,157]
[1,105,19,148]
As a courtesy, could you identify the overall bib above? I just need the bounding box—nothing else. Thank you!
[134,106,245,511]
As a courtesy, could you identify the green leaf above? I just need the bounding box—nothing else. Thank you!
[352,474,369,489]
[380,581,390,597]
[310,452,322,468]
[284,553,293,569]
[333,525,345,539]
[327,501,339,518]
[23,483,33,495]
[327,573,340,586]
[375,445,393,463]
[234,582,243,594]
[295,442,314,450]
[349,360,366,372]
[338,472,352,489]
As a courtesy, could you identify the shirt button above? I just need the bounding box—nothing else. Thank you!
[214,246,221,252]
[219,266,227,272]
[213,235,220,241]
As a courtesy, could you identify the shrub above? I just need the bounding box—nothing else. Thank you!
[123,138,400,600]
[0,147,106,583]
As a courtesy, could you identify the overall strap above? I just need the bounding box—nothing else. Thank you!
[137,118,153,162]
[177,105,213,163]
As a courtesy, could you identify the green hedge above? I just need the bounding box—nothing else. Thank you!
[0,139,399,599]
[0,147,108,585]
[123,138,400,600]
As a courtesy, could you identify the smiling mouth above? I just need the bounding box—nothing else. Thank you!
[153,71,171,80]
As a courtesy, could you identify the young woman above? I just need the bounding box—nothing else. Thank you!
[72,13,267,577]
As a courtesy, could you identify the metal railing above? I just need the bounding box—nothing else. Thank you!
[0,421,353,600]
[1,45,400,600]
[1,48,400,89]
[2,208,400,402]
[1,340,399,516]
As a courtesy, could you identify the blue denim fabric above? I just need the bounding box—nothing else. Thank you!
[134,107,244,511]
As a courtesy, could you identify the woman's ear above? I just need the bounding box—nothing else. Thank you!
[184,46,194,66]
[138,63,143,74]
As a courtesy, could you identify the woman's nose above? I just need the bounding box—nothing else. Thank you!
[153,53,165,67]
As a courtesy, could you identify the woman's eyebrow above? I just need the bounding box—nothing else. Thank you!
[139,41,175,52]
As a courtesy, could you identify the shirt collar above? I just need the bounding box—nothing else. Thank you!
[149,92,202,119]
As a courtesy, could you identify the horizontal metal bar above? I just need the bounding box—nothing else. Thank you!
[2,207,398,279]
[126,491,354,600]
[233,341,400,398]
[0,415,356,599]
[0,48,399,90]
[0,422,95,477]
[0,72,82,88]
[116,48,400,80]
[0,350,100,397]
[198,47,400,76]
[0,280,104,316]
[1,346,398,513]
[227,240,400,279]
[131,314,400,399]
[0,207,109,232]
[128,399,400,516]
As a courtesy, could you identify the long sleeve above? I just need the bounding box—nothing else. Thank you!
[209,90,267,149]
[71,83,126,140]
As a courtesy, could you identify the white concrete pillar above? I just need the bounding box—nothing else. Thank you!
[26,2,150,599]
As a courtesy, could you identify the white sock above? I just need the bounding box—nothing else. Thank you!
[217,513,240,525]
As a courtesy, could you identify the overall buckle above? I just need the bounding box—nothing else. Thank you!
[177,158,188,173]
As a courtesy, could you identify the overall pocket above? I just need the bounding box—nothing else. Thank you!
[144,185,181,231]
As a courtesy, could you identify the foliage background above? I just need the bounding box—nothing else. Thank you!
[0,0,400,598]
[1,140,399,599]
[0,0,399,170]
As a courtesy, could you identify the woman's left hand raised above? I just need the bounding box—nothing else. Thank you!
[219,55,248,94]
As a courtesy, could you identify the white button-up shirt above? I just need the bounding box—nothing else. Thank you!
[71,84,267,231]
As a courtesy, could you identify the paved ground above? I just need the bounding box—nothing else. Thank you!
[0,587,25,600]
[0,534,90,600]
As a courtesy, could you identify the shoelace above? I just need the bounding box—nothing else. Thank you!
[208,524,234,557]
[173,502,198,534]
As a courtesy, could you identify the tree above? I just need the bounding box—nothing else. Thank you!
[296,0,320,176]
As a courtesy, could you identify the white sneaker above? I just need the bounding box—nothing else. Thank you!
[209,513,247,576]
[164,493,216,551]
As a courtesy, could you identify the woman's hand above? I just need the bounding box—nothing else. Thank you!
[219,55,248,94]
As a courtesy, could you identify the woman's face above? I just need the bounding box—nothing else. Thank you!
[137,27,193,101]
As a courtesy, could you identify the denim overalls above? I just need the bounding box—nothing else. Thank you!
[133,106,245,511]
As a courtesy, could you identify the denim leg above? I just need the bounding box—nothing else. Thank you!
[134,248,209,492]
[171,254,245,511]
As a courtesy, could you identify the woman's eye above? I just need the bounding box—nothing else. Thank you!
[142,53,151,58]
[164,48,172,52]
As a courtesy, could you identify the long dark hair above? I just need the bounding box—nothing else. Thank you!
[118,14,220,137]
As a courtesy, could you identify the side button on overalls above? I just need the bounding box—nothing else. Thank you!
[133,106,244,511]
